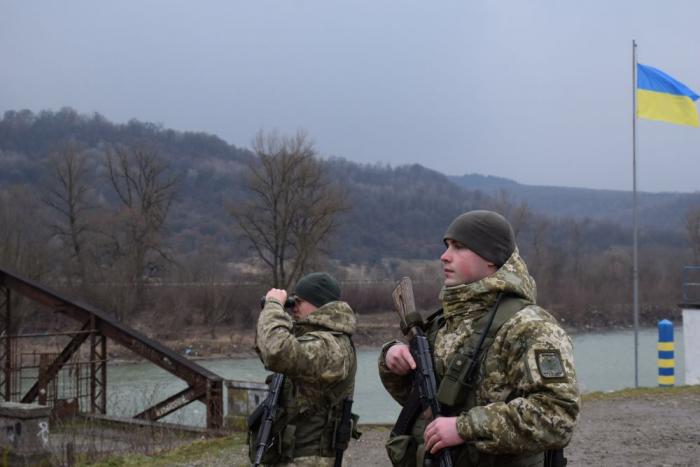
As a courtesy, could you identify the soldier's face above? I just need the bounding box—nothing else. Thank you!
[440,239,497,286]
[291,296,317,321]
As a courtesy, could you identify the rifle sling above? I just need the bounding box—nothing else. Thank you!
[391,295,532,434]
[391,387,422,436]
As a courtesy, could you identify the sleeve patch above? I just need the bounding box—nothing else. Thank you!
[535,349,566,379]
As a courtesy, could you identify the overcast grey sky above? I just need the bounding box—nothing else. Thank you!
[2,1,700,193]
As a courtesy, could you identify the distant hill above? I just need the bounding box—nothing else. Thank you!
[1,108,695,275]
[449,174,700,230]
[2,108,696,325]
[0,108,486,266]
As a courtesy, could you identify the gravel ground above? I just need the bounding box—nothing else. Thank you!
[566,392,700,466]
[197,388,700,466]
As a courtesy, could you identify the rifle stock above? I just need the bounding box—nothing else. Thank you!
[392,277,453,467]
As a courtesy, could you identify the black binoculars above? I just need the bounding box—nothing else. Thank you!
[260,296,296,310]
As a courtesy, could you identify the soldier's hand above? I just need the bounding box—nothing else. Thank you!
[424,417,464,454]
[385,344,416,375]
[265,289,288,305]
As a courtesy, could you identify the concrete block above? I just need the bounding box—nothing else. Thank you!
[0,402,51,464]
[225,380,268,430]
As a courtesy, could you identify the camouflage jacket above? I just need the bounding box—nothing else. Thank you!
[256,299,356,408]
[378,249,580,454]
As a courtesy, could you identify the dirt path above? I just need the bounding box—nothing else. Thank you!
[565,391,700,466]
[342,389,700,467]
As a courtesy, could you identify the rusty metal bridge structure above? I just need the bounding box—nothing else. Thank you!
[0,266,224,429]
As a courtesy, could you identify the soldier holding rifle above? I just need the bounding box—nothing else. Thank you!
[379,211,580,467]
[251,272,360,467]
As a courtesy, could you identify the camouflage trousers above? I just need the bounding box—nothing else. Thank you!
[268,456,344,466]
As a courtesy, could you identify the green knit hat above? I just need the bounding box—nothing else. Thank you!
[292,272,341,308]
[443,210,516,267]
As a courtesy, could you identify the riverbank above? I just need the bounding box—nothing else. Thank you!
[106,311,643,365]
[80,385,700,467]
[102,312,406,363]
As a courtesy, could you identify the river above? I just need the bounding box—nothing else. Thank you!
[104,326,685,426]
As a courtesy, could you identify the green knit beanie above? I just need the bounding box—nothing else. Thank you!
[443,210,516,267]
[292,272,341,308]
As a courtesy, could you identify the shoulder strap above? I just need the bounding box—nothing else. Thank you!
[436,295,531,408]
[425,308,445,349]
[485,296,531,338]
[465,296,531,355]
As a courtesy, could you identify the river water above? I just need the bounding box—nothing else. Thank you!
[105,326,685,426]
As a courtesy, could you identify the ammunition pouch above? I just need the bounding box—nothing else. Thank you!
[437,351,477,407]
[333,411,361,451]
[385,435,418,467]
[385,417,426,467]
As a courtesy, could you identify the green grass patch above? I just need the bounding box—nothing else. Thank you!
[583,384,700,402]
[79,434,248,467]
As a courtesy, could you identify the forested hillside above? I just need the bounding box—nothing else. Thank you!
[1,107,698,334]
[450,173,700,230]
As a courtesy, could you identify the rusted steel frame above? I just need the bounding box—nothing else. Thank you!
[0,267,222,386]
[206,379,224,429]
[90,323,107,414]
[134,383,207,421]
[21,320,93,404]
[38,354,49,405]
[90,316,97,414]
[100,334,106,413]
[0,266,224,428]
[0,287,10,401]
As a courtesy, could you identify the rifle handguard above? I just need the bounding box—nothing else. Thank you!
[400,311,425,335]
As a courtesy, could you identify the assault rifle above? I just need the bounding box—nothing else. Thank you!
[250,372,284,467]
[392,277,453,467]
[334,397,354,467]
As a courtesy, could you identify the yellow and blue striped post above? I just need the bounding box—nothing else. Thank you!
[658,319,675,387]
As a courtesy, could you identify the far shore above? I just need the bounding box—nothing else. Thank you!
[103,321,662,367]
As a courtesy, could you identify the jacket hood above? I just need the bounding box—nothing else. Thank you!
[295,300,356,336]
[439,247,537,317]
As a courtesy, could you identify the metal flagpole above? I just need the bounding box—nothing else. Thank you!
[632,39,639,388]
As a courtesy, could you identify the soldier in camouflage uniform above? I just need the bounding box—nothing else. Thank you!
[378,211,580,466]
[255,272,358,467]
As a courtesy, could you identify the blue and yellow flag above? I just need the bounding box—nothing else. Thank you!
[637,64,699,127]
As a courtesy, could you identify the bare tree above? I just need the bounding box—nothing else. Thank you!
[41,145,96,283]
[104,146,181,307]
[488,189,531,238]
[530,213,551,272]
[569,219,582,279]
[0,185,52,278]
[230,129,350,289]
[684,204,700,265]
[0,186,54,331]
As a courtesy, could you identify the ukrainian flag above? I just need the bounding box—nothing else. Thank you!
[637,64,699,127]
